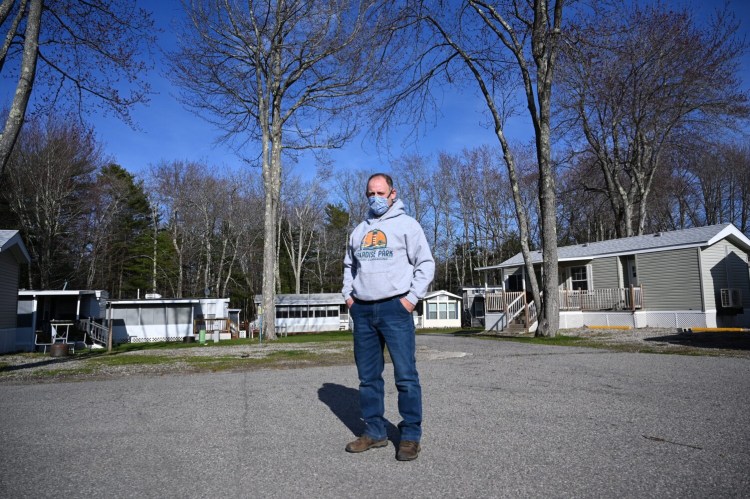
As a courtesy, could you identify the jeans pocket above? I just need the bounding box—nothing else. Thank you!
[396,298,411,315]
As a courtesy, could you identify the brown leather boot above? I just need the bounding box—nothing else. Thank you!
[396,440,421,461]
[345,435,388,453]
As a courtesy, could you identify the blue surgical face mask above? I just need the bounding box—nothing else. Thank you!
[368,195,390,216]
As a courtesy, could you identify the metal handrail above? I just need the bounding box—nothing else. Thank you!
[78,318,109,346]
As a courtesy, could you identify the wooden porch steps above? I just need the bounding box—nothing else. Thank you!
[504,323,528,334]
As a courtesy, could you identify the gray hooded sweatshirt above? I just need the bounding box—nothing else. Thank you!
[342,199,435,305]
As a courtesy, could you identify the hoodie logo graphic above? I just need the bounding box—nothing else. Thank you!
[356,229,394,260]
[361,229,387,249]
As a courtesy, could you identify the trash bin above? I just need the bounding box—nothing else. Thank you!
[50,343,69,357]
[199,329,206,344]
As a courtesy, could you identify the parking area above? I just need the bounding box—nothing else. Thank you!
[1,334,748,498]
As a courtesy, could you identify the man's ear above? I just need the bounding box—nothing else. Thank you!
[390,188,397,200]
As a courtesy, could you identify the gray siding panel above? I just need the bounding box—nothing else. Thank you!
[591,257,620,289]
[638,248,702,311]
[0,252,19,329]
[701,240,750,309]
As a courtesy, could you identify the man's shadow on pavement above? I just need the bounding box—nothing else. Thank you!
[318,383,399,444]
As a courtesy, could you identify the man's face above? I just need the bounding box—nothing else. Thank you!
[366,176,396,206]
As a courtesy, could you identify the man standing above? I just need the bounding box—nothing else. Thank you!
[342,173,435,461]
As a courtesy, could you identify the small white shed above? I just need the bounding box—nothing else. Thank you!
[419,290,462,328]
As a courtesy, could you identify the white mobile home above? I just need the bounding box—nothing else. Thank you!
[254,293,348,333]
[108,298,231,343]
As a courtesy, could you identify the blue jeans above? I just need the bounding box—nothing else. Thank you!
[350,296,422,442]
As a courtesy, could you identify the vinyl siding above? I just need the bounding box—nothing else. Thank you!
[0,252,19,329]
[591,257,620,289]
[700,240,750,309]
[637,248,702,311]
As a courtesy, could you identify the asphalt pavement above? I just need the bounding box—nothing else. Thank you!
[1,334,749,498]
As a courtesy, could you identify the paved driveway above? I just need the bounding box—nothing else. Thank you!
[1,334,748,498]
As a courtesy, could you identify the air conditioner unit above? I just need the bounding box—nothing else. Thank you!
[720,288,742,308]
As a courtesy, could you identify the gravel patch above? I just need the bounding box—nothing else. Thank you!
[2,327,747,384]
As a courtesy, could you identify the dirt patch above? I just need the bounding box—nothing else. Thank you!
[0,342,356,384]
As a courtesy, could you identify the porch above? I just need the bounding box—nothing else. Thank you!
[485,287,643,313]
[483,287,644,333]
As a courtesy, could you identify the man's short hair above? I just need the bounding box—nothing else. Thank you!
[367,173,393,190]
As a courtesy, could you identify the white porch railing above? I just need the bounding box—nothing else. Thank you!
[486,291,524,313]
[485,291,530,332]
[558,286,643,311]
[484,286,642,331]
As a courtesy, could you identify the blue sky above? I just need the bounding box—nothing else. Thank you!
[95,0,523,179]
[4,0,750,181]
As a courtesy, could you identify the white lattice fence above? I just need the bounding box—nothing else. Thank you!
[633,312,707,328]
[580,312,635,328]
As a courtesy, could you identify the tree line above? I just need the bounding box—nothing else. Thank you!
[2,113,748,322]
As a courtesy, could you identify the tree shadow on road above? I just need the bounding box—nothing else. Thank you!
[645,332,750,351]
[318,382,399,443]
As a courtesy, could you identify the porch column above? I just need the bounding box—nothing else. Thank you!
[522,267,528,332]
[32,296,38,333]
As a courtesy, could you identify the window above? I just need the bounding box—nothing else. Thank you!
[428,303,437,320]
[571,266,588,291]
[448,303,457,320]
[438,302,447,319]
[507,274,524,292]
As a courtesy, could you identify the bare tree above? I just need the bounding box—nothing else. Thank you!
[170,0,399,339]
[333,168,371,229]
[391,153,431,226]
[558,1,750,237]
[0,0,155,175]
[2,115,102,288]
[280,175,319,294]
[149,161,204,298]
[306,203,349,293]
[383,0,565,336]
[668,140,750,233]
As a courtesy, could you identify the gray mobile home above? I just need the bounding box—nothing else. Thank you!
[477,224,750,332]
[0,231,30,353]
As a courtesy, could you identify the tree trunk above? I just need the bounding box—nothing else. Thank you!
[0,0,41,175]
